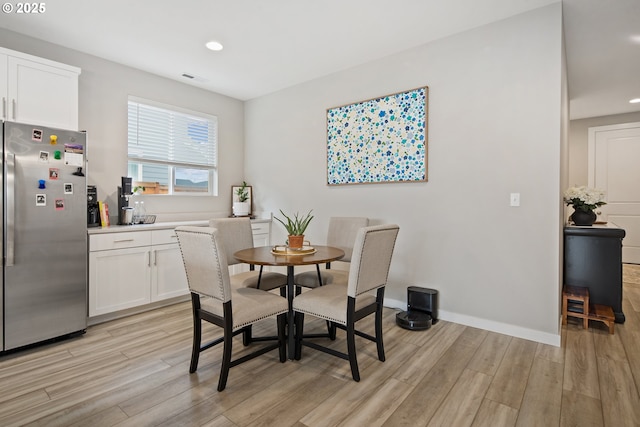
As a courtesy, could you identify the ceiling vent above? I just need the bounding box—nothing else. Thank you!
[181,73,209,83]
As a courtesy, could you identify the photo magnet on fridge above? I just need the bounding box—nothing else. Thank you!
[32,129,43,142]
[36,194,46,206]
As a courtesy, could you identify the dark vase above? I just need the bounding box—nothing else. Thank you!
[571,208,597,226]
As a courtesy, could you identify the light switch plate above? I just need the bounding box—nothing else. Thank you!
[510,193,520,207]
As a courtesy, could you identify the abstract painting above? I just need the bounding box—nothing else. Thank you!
[326,87,428,185]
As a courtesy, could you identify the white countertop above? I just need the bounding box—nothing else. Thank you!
[87,218,270,235]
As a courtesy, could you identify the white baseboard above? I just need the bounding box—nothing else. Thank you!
[88,295,190,326]
[384,297,561,347]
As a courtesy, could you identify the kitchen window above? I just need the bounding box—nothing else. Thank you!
[127,97,218,195]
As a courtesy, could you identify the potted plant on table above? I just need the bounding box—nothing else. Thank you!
[564,186,606,226]
[274,209,314,249]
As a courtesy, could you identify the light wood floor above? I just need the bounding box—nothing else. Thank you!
[2,265,640,427]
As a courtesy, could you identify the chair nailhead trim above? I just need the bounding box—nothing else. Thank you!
[234,310,288,331]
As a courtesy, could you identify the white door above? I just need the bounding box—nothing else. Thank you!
[589,122,640,264]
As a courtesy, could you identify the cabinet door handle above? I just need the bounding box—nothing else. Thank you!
[113,239,135,243]
[153,250,157,266]
[2,97,6,120]
[12,99,16,120]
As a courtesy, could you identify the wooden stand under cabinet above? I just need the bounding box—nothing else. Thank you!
[562,285,589,329]
[563,224,626,323]
[1,47,80,130]
[562,285,615,334]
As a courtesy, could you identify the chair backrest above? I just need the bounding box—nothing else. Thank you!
[209,217,254,266]
[175,226,231,303]
[347,224,399,298]
[327,217,369,262]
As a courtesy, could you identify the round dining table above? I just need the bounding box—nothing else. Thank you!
[234,245,345,359]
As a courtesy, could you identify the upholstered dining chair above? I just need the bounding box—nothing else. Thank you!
[175,226,288,392]
[294,217,369,289]
[293,224,399,382]
[209,217,287,292]
[209,217,288,345]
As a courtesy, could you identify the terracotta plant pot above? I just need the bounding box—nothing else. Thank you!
[288,235,305,249]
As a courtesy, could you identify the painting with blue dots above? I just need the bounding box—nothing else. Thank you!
[326,87,428,185]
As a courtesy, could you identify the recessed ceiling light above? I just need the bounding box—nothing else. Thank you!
[630,98,640,104]
[205,40,223,51]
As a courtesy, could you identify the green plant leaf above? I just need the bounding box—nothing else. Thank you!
[274,209,313,235]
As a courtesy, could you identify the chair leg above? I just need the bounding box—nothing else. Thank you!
[217,306,234,392]
[242,325,253,346]
[327,321,336,340]
[346,320,360,382]
[189,315,202,373]
[375,288,386,362]
[295,312,305,360]
[375,302,386,362]
[277,313,287,362]
[189,295,202,373]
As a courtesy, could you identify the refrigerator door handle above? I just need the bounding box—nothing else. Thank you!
[6,153,16,266]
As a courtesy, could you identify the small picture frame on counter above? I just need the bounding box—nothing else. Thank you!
[231,183,252,217]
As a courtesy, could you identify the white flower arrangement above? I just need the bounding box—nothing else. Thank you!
[564,186,606,212]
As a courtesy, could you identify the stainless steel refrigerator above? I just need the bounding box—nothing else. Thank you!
[2,121,87,352]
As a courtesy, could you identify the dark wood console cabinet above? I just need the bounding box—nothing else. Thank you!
[563,225,626,323]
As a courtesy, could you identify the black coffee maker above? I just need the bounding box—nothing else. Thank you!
[117,176,133,225]
[87,185,100,227]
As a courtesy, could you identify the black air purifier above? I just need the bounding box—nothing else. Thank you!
[396,287,439,330]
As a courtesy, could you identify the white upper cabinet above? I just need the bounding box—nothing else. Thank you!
[1,47,80,130]
[0,53,7,121]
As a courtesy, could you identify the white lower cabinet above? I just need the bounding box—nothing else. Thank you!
[252,221,271,247]
[88,220,271,317]
[89,229,188,317]
[89,246,151,316]
[150,245,188,301]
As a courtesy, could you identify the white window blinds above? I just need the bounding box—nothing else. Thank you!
[127,98,217,167]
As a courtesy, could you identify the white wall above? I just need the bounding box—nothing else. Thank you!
[246,4,565,344]
[1,5,566,344]
[0,28,245,221]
